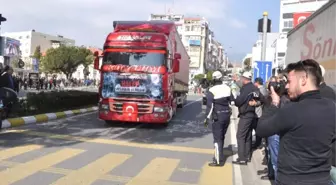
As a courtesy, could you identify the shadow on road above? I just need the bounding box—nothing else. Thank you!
[0,96,215,149]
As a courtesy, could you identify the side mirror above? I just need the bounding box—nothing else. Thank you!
[174,53,181,60]
[93,51,100,70]
[172,59,180,73]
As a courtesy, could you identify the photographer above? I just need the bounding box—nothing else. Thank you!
[256,59,336,185]
[254,75,290,180]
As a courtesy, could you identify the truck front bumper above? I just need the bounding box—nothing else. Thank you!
[99,111,169,123]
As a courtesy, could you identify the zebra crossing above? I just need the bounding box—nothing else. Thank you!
[0,144,233,185]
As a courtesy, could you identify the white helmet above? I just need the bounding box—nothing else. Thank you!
[212,71,223,80]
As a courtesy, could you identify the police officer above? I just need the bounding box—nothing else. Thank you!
[204,71,233,167]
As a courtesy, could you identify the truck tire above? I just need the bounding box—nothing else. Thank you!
[177,93,185,108]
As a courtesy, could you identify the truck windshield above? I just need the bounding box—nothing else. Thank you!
[103,51,165,66]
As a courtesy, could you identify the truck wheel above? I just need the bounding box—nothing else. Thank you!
[177,94,184,108]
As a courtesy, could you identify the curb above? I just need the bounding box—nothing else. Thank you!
[1,106,98,129]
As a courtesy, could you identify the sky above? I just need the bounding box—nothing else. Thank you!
[0,0,279,62]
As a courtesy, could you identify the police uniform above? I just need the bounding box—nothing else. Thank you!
[204,71,233,167]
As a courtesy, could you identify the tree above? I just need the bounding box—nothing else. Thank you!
[41,46,92,79]
[206,71,213,81]
[243,57,252,71]
[11,57,20,68]
[32,45,42,61]
[228,63,234,68]
[83,54,94,79]
[32,45,42,72]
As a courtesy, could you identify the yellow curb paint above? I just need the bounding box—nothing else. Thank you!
[5,106,97,128]
[34,114,49,123]
[72,109,81,114]
[7,118,25,127]
[55,112,66,118]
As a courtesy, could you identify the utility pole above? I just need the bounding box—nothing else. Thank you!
[261,12,268,61]
[0,14,7,57]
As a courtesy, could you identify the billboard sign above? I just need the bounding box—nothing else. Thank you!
[293,12,312,27]
[4,37,21,57]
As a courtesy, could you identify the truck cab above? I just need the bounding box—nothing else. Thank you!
[94,21,190,125]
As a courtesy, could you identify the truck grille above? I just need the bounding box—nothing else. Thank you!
[109,99,153,114]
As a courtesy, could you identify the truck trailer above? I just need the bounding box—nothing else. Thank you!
[285,0,336,89]
[94,20,190,125]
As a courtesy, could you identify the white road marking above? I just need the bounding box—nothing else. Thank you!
[183,98,202,107]
[230,109,243,185]
[108,125,142,139]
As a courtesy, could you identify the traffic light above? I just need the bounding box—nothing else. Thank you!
[0,14,7,25]
[258,18,271,33]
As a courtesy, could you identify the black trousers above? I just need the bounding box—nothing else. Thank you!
[252,118,262,148]
[236,116,256,160]
[212,112,231,164]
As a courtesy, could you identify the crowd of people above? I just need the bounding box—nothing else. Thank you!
[204,59,335,185]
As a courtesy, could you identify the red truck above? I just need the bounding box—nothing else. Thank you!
[93,21,190,125]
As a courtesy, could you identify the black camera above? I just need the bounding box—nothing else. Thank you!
[268,81,287,95]
[268,81,281,92]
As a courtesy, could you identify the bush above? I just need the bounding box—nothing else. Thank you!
[10,90,99,117]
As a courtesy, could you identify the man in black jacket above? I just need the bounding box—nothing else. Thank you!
[319,65,336,101]
[233,71,260,164]
[319,65,336,184]
[257,59,336,185]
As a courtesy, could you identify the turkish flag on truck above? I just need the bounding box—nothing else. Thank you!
[293,12,312,27]
[122,103,138,121]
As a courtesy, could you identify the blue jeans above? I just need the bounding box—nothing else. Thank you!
[268,135,280,179]
[331,166,336,185]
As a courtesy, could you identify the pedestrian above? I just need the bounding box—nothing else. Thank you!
[319,65,336,185]
[251,77,267,150]
[319,65,336,101]
[257,59,336,185]
[204,71,233,167]
[233,71,261,165]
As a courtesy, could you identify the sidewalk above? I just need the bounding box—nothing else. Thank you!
[231,106,273,185]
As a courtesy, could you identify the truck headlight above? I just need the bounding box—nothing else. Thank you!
[100,103,109,110]
[153,106,167,113]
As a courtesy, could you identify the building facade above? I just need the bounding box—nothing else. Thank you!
[149,14,215,85]
[272,0,329,72]
[1,30,75,73]
[279,0,329,33]
[207,38,224,71]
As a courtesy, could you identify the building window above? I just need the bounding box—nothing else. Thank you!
[283,20,293,28]
[189,35,201,40]
[185,26,190,31]
[189,46,200,52]
[191,25,200,32]
[282,13,293,19]
[278,52,286,57]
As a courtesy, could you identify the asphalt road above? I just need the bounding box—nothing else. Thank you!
[0,95,272,185]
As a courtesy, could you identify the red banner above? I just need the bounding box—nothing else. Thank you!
[293,12,312,27]
[101,64,166,74]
